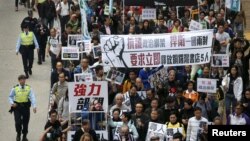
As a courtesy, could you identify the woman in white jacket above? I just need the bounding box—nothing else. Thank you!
[222,65,243,117]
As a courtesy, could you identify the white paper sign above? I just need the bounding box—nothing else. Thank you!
[146,122,167,141]
[212,54,229,67]
[93,45,102,59]
[105,69,125,85]
[166,128,183,141]
[138,91,147,100]
[197,78,217,93]
[142,9,156,20]
[68,34,82,47]
[74,73,93,82]
[189,20,203,31]
[61,47,79,60]
[123,92,132,111]
[68,82,109,140]
[68,82,108,112]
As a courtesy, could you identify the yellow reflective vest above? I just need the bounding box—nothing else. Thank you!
[20,32,34,46]
[14,85,31,103]
[38,0,45,3]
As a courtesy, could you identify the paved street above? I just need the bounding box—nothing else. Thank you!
[0,1,50,140]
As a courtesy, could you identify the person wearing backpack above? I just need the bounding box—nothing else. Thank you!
[166,111,186,140]
[46,28,62,70]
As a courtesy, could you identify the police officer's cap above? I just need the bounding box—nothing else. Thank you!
[18,74,27,80]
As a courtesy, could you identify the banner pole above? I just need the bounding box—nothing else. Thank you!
[123,0,125,32]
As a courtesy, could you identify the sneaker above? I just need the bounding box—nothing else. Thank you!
[37,61,42,65]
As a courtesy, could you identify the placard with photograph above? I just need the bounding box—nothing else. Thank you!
[105,69,125,85]
[93,45,102,59]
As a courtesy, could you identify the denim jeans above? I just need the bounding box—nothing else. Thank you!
[225,93,237,117]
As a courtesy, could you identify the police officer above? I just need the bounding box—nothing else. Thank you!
[8,75,37,141]
[16,24,39,78]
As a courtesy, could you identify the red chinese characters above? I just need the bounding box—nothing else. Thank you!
[74,83,101,96]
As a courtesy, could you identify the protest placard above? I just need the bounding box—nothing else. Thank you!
[68,82,109,140]
[212,54,229,67]
[68,34,82,47]
[105,69,125,85]
[93,45,102,59]
[74,73,93,82]
[61,47,79,60]
[142,9,156,20]
[197,78,217,93]
[146,122,167,141]
[189,20,203,31]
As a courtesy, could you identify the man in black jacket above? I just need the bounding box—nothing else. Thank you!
[73,119,98,141]
[21,10,38,32]
[43,0,56,29]
[51,61,70,88]
[35,18,49,64]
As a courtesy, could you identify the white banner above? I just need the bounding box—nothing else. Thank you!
[189,20,203,31]
[146,122,167,141]
[226,0,241,12]
[197,78,217,93]
[212,54,229,67]
[68,82,109,140]
[142,9,156,20]
[101,30,213,68]
[61,47,79,60]
[68,34,82,47]
[74,73,93,82]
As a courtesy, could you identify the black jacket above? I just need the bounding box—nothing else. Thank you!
[21,17,38,32]
[50,68,70,88]
[73,128,98,141]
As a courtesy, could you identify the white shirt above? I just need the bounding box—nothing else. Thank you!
[215,32,230,53]
[48,35,61,55]
[186,116,208,141]
[60,2,70,16]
